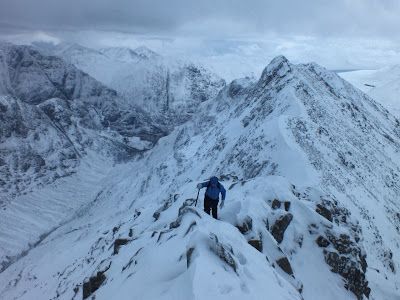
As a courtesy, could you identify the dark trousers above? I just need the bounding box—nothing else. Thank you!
[204,195,219,219]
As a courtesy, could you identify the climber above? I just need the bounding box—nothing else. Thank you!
[197,176,226,219]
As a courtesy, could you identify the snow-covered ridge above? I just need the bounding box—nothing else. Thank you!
[100,46,160,62]
[0,53,399,300]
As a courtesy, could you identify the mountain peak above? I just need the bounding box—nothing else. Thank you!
[133,46,159,59]
[259,55,292,85]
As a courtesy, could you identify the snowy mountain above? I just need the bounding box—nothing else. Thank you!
[339,66,400,117]
[0,42,166,271]
[36,43,226,122]
[1,53,399,300]
[100,46,160,62]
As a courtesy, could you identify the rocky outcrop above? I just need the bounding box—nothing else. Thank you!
[276,257,294,276]
[248,239,263,252]
[82,266,110,299]
[312,199,370,300]
[325,251,370,299]
[271,199,291,211]
[316,235,330,248]
[316,204,332,222]
[270,213,293,243]
[113,239,130,255]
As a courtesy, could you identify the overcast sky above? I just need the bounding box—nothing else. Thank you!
[1,0,400,79]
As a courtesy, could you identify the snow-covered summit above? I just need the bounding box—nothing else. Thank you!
[99,47,143,63]
[99,46,160,62]
[259,55,292,80]
[133,45,160,59]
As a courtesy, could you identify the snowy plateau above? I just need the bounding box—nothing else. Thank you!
[0,42,399,300]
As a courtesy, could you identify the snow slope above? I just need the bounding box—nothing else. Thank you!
[1,55,400,300]
[339,66,400,117]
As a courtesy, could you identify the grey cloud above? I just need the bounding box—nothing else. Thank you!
[1,0,400,38]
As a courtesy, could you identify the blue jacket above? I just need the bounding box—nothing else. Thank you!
[199,176,226,201]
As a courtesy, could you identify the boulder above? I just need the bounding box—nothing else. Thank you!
[113,238,129,255]
[316,204,332,222]
[271,199,281,209]
[276,257,293,276]
[248,239,263,252]
[270,213,293,243]
[83,270,107,299]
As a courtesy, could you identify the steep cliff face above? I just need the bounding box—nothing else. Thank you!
[0,42,164,195]
[41,43,226,122]
[0,53,399,300]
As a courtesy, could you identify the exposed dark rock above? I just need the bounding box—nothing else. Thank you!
[313,199,371,299]
[298,284,303,294]
[82,270,107,299]
[112,226,119,236]
[316,235,330,248]
[325,251,370,300]
[248,239,263,252]
[284,201,291,211]
[272,199,281,209]
[133,209,141,219]
[113,238,129,255]
[73,285,79,297]
[316,204,333,222]
[184,221,197,236]
[186,247,195,268]
[129,229,133,237]
[236,216,253,234]
[152,211,161,221]
[383,249,396,273]
[326,233,353,254]
[270,213,293,243]
[316,198,352,226]
[276,257,293,276]
[157,229,172,242]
